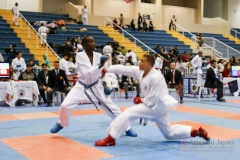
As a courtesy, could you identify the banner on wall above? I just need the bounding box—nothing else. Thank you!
[143,14,151,20]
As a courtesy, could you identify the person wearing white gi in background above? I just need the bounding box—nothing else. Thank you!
[103,42,113,66]
[60,53,71,75]
[95,54,210,146]
[50,36,137,137]
[38,23,49,46]
[81,5,88,25]
[12,3,19,26]
[11,52,26,78]
[153,54,163,71]
[191,51,203,87]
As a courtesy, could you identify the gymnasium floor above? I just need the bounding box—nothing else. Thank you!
[0,94,239,160]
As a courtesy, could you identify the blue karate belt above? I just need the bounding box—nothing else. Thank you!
[78,80,114,115]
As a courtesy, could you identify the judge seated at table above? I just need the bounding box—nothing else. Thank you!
[46,61,71,107]
[204,59,226,102]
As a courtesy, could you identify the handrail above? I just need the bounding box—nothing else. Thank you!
[203,37,240,58]
[105,17,163,58]
[175,23,223,58]
[19,12,60,60]
[227,27,240,40]
[52,6,64,14]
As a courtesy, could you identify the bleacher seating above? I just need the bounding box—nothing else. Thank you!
[183,32,240,58]
[0,16,37,64]
[123,28,193,54]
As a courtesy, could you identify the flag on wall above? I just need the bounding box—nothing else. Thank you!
[125,0,131,3]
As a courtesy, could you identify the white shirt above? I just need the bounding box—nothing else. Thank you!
[103,45,112,55]
[12,6,19,16]
[125,52,131,60]
[81,8,88,19]
[0,53,4,62]
[60,58,71,75]
[191,55,202,69]
[172,18,177,24]
[38,26,49,35]
[11,57,26,71]
[154,57,163,69]
[129,52,137,63]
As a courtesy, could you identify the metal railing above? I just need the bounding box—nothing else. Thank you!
[175,23,223,58]
[203,37,240,58]
[226,27,240,40]
[19,12,60,59]
[105,17,161,57]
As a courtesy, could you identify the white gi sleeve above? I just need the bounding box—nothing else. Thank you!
[107,65,140,80]
[141,78,161,109]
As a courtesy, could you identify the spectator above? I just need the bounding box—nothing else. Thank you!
[153,45,161,54]
[38,63,49,104]
[11,52,26,78]
[169,15,177,31]
[204,59,226,102]
[120,63,140,99]
[153,54,163,71]
[103,42,113,65]
[60,53,71,75]
[113,18,119,30]
[68,56,77,75]
[12,3,19,26]
[222,62,231,77]
[173,45,179,56]
[149,21,154,32]
[217,59,224,73]
[165,62,183,103]
[5,44,16,64]
[46,61,71,106]
[130,19,136,31]
[28,59,38,69]
[137,13,143,31]
[38,23,49,46]
[0,52,4,62]
[182,51,189,62]
[81,5,88,25]
[119,13,124,28]
[18,63,37,81]
[197,33,204,48]
[43,54,51,69]
[142,20,148,32]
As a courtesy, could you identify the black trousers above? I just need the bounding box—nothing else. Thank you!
[47,87,69,104]
[39,88,47,103]
[212,83,223,99]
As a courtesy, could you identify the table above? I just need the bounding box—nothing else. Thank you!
[222,78,240,96]
[0,81,40,107]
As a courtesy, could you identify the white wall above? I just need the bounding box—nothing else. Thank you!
[42,0,77,13]
[162,5,196,25]
[0,0,40,12]
[228,0,240,28]
[93,0,135,18]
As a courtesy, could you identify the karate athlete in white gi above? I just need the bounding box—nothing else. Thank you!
[153,54,163,71]
[50,36,137,137]
[12,3,19,26]
[191,51,203,87]
[38,23,49,46]
[95,54,210,146]
[81,5,88,25]
[11,52,26,78]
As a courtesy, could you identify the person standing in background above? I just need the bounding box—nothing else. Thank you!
[38,23,49,46]
[169,15,177,31]
[12,3,19,26]
[11,52,26,78]
[81,5,88,25]
[119,13,124,28]
[137,13,143,31]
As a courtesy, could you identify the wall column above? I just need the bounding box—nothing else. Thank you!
[196,0,203,24]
